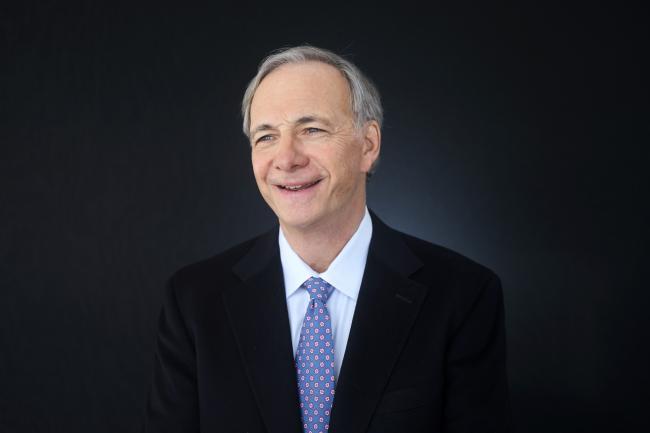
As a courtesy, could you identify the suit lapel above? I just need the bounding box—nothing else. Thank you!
[329,210,427,433]
[222,210,428,433]
[223,227,303,433]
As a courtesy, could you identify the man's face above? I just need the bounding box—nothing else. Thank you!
[249,61,379,232]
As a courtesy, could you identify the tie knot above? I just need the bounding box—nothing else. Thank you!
[302,277,335,304]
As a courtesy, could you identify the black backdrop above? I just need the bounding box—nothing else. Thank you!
[1,3,648,432]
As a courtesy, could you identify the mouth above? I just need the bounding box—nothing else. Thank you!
[275,178,323,193]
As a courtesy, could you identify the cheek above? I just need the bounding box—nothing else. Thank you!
[251,156,267,180]
[326,156,362,200]
[330,142,363,179]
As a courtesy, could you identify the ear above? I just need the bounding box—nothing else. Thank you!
[360,120,381,173]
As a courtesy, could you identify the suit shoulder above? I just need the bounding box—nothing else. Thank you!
[168,228,272,290]
[394,230,503,326]
[397,230,498,282]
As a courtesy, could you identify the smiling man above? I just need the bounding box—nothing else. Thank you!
[143,46,511,433]
[248,59,380,274]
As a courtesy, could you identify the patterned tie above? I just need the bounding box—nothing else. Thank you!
[295,277,336,433]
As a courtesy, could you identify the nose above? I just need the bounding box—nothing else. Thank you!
[274,133,309,171]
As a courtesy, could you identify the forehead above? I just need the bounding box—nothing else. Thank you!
[250,61,352,128]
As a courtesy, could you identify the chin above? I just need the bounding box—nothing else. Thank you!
[279,215,316,230]
[277,209,323,230]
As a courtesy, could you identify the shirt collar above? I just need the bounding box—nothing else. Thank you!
[279,206,372,301]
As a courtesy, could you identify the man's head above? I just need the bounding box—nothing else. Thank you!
[242,46,382,232]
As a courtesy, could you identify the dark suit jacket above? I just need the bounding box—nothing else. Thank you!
[142,209,511,432]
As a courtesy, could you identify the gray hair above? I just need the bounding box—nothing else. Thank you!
[241,45,383,178]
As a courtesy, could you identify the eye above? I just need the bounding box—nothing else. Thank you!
[305,127,324,134]
[255,134,274,144]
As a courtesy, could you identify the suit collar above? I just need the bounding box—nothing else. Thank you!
[227,208,427,433]
[232,208,423,281]
[365,208,423,277]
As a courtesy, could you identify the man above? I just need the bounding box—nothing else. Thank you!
[143,46,511,433]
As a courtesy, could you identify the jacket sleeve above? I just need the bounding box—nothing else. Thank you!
[142,274,199,433]
[443,272,512,433]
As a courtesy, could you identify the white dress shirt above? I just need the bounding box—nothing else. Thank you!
[279,206,372,381]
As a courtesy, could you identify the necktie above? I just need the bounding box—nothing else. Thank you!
[295,277,336,433]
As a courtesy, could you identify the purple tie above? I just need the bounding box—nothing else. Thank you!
[295,277,336,433]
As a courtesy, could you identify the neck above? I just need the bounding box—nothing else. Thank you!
[280,202,366,273]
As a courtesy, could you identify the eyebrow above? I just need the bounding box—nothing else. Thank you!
[250,115,333,137]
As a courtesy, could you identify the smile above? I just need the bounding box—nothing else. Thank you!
[277,179,322,191]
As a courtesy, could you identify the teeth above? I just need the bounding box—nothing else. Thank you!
[282,180,317,191]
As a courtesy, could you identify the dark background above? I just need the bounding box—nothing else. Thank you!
[1,2,648,432]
